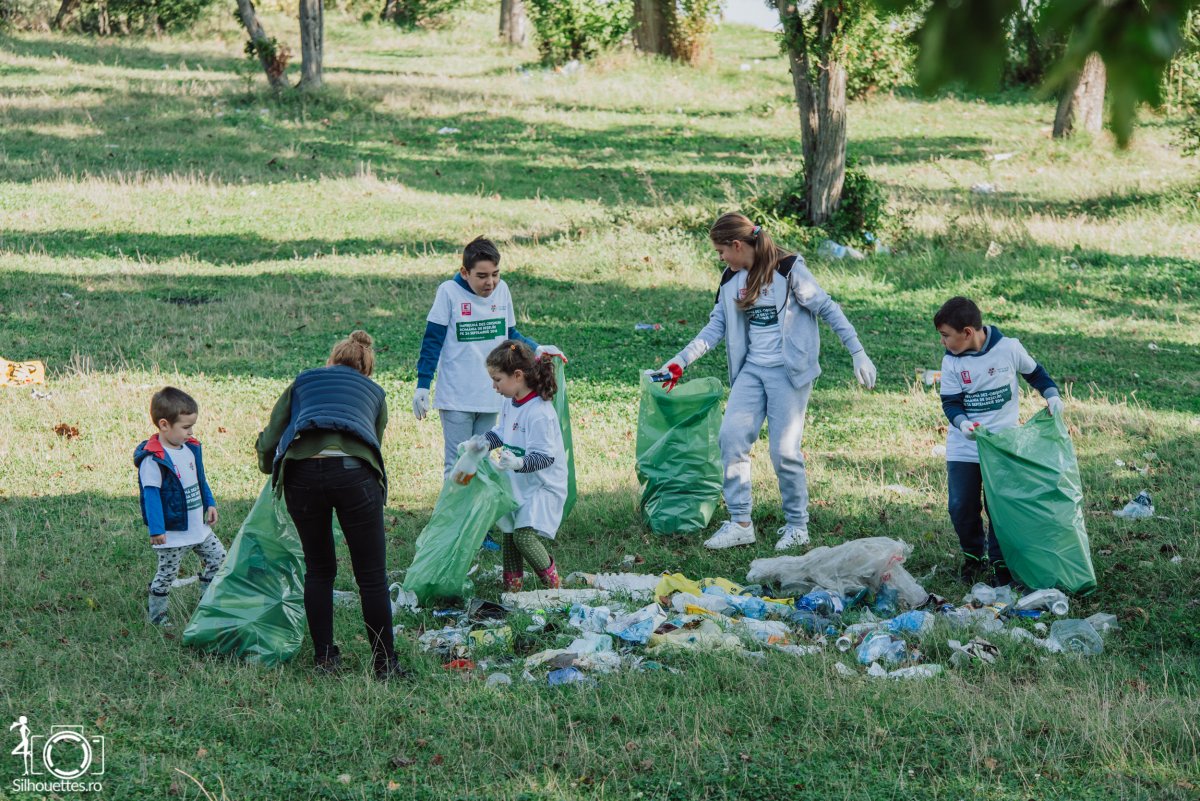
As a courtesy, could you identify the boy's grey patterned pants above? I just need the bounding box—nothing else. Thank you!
[148,533,227,596]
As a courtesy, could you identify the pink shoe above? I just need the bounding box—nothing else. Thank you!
[536,560,560,590]
[502,571,523,592]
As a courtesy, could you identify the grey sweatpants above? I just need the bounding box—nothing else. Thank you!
[719,362,813,527]
[440,410,499,478]
[148,532,226,596]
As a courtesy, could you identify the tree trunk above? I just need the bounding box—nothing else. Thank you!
[96,0,110,35]
[235,0,290,91]
[52,0,79,30]
[1053,52,1106,138]
[299,0,323,90]
[633,0,672,56]
[779,4,848,226]
[499,0,527,46]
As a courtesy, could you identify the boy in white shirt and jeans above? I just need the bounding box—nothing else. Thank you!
[936,297,1063,587]
[134,387,226,626]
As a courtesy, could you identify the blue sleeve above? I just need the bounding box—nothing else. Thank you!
[1021,364,1059,397]
[941,393,968,426]
[508,327,538,350]
[143,486,166,536]
[196,451,216,510]
[416,321,448,390]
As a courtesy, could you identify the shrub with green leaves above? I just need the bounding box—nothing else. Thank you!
[841,8,918,100]
[82,0,218,34]
[380,0,475,29]
[750,159,892,247]
[527,0,633,65]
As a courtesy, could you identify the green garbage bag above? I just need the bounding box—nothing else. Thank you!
[636,373,724,535]
[403,456,518,606]
[552,358,577,521]
[977,409,1097,593]
[183,482,307,666]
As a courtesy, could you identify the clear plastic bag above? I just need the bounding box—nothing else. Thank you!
[747,537,928,608]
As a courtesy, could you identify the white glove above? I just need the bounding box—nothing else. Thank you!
[496,450,524,471]
[959,420,980,440]
[1046,395,1064,416]
[852,351,877,390]
[465,435,491,454]
[535,344,567,363]
[412,387,430,420]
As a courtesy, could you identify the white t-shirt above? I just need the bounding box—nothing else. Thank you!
[427,279,517,413]
[940,331,1039,463]
[138,444,213,549]
[737,271,785,368]
[491,395,567,539]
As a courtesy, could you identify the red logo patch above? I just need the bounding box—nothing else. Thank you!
[461,303,472,316]
[961,370,972,385]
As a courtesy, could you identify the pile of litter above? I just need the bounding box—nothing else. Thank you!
[397,537,1118,686]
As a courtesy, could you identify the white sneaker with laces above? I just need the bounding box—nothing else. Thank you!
[774,524,810,551]
[703,520,756,550]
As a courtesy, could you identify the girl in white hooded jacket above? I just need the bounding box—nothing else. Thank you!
[657,213,877,551]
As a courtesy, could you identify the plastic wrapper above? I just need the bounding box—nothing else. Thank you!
[747,537,928,608]
[182,483,307,667]
[635,373,723,535]
[403,457,517,606]
[977,410,1097,593]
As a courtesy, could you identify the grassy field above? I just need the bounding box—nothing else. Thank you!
[1,9,1199,800]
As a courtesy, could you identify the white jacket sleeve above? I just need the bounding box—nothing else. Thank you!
[789,261,864,356]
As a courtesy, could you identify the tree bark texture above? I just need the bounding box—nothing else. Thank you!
[299,0,323,90]
[52,0,79,30]
[633,0,672,56]
[235,0,290,90]
[499,0,527,46]
[780,5,848,226]
[1053,52,1106,139]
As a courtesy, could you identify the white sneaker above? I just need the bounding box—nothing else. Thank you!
[703,520,756,550]
[774,525,810,551]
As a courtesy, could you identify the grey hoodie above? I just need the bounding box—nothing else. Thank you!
[673,254,866,389]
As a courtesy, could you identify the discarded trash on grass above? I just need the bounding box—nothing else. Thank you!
[1113,490,1154,519]
[2,358,46,387]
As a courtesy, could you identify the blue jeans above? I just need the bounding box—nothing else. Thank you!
[946,461,1002,563]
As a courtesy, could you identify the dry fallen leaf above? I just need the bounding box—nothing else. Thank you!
[53,422,81,439]
[196,747,208,759]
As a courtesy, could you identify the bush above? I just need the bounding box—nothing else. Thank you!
[749,159,892,247]
[1003,0,1063,87]
[380,0,475,29]
[665,0,722,65]
[527,0,633,65]
[841,8,917,100]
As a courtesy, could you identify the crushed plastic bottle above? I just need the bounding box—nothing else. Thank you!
[1047,619,1104,656]
[887,610,933,634]
[797,590,845,616]
[547,667,593,686]
[1085,613,1120,636]
[856,631,907,665]
[873,585,899,617]
[1014,589,1069,616]
[450,444,486,485]
[569,604,613,633]
[486,672,512,688]
[816,239,866,261]
[1113,490,1154,519]
[634,323,663,331]
[836,622,884,651]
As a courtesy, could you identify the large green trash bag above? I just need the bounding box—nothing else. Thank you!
[977,409,1097,593]
[183,482,308,666]
[635,373,724,535]
[553,358,577,521]
[403,457,518,606]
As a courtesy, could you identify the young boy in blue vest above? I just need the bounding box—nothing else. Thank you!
[134,387,226,626]
[935,297,1063,587]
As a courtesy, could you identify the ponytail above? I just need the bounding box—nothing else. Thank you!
[486,340,558,401]
[709,212,790,310]
[328,330,375,376]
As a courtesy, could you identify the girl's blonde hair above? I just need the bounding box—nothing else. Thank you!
[709,212,791,310]
[486,340,557,401]
[328,330,375,376]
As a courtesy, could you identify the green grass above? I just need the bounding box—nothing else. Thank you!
[2,10,1199,800]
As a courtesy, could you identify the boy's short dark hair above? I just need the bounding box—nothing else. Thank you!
[151,386,198,425]
[934,296,983,331]
[462,236,501,271]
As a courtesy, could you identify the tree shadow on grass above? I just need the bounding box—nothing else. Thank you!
[0,33,247,74]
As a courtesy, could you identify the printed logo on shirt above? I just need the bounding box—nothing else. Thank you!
[961,370,972,385]
[455,318,505,342]
[963,385,1013,414]
[747,306,779,327]
[503,444,526,456]
[461,302,472,316]
[988,367,995,376]
[737,288,747,300]
[184,483,202,511]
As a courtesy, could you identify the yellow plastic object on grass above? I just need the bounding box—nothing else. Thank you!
[1,358,45,386]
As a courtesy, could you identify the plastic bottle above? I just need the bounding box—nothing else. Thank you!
[634,323,663,331]
[856,631,907,665]
[1085,612,1120,636]
[1014,589,1070,616]
[887,610,932,634]
[797,590,845,616]
[836,622,883,651]
[450,445,486,485]
[873,585,899,617]
[1047,619,1104,656]
[1113,490,1154,519]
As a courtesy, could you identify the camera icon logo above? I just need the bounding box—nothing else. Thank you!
[10,717,105,780]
